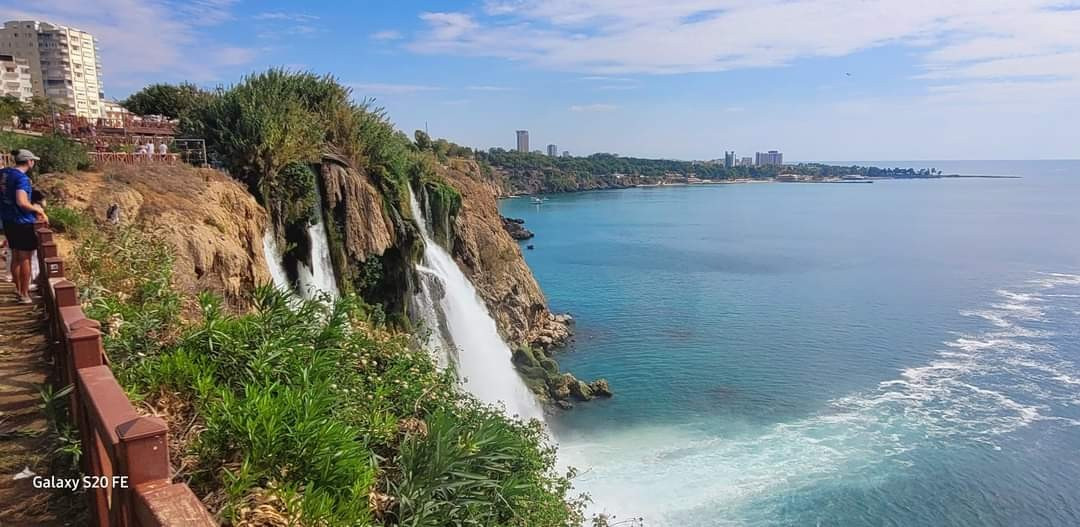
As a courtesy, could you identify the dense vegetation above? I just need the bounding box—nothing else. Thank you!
[0,95,62,128]
[59,210,586,526]
[0,131,90,174]
[121,82,213,120]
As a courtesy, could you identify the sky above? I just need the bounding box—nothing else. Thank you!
[3,0,1080,161]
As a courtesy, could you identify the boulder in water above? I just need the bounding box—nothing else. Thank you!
[501,216,535,240]
[550,374,572,401]
[568,376,595,401]
[589,379,613,398]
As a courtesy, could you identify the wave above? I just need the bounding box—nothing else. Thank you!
[561,273,1080,525]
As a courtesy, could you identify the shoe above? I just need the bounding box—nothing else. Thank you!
[16,296,33,305]
[29,283,38,292]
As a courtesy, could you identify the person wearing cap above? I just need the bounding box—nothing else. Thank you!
[0,149,48,304]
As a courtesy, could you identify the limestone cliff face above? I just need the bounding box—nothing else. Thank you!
[434,159,570,350]
[320,153,396,265]
[40,165,270,308]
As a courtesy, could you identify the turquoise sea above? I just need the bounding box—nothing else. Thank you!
[500,161,1080,526]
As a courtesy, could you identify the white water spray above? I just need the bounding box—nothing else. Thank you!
[297,183,339,300]
[262,230,293,293]
[409,187,544,421]
[261,180,339,301]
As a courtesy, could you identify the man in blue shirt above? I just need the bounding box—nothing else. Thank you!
[1,149,48,304]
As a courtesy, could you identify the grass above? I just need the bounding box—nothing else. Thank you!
[44,205,93,237]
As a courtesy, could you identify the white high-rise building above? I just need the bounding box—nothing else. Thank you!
[0,20,105,119]
[0,53,32,101]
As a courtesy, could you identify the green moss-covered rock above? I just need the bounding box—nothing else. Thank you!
[539,357,559,375]
[568,376,595,401]
[512,346,541,369]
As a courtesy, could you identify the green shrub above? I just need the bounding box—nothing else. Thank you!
[69,224,181,374]
[0,132,90,174]
[45,206,92,237]
[393,406,584,527]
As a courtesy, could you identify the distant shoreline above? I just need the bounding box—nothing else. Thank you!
[499,173,1022,198]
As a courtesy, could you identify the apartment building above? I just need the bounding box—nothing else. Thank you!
[516,130,529,152]
[755,150,783,166]
[0,53,32,101]
[0,20,105,119]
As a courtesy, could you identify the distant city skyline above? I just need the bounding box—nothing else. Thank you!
[8,1,1079,160]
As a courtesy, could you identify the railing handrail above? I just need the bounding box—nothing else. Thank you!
[0,152,182,169]
[35,224,216,526]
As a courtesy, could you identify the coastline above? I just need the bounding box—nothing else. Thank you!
[497,173,1020,198]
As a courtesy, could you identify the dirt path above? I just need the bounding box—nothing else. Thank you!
[0,280,82,525]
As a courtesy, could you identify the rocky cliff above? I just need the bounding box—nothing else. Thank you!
[493,166,647,196]
[39,165,271,309]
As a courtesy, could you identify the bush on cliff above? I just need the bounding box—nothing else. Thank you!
[0,132,90,174]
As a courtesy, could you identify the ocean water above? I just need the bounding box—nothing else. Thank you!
[500,161,1080,526]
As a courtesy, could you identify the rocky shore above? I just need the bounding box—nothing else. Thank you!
[501,216,534,240]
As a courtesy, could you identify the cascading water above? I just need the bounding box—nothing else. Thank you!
[261,180,339,301]
[296,182,339,300]
[409,187,545,421]
[262,230,293,293]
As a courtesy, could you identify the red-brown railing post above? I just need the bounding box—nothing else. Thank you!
[117,416,171,525]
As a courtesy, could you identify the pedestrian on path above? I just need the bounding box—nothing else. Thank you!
[0,149,48,304]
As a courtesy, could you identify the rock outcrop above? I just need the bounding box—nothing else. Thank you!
[39,165,270,309]
[320,152,396,263]
[501,217,534,240]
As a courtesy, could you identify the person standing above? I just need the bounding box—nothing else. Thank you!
[1,149,47,304]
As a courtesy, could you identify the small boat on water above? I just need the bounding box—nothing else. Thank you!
[531,197,548,204]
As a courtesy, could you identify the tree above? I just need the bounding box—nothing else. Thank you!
[0,95,22,126]
[122,82,211,119]
[414,129,432,151]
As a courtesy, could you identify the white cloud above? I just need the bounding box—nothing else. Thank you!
[0,0,253,91]
[467,85,512,91]
[409,1,1080,103]
[349,83,442,95]
[570,103,618,112]
[581,76,634,82]
[371,30,403,41]
[254,12,319,22]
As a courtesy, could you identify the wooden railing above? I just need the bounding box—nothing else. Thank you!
[35,224,216,526]
[88,152,182,165]
[0,152,182,168]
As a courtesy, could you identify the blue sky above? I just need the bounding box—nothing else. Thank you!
[4,0,1080,160]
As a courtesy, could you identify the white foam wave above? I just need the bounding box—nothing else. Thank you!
[562,272,1080,525]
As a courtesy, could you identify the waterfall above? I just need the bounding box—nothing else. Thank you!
[262,230,293,293]
[261,180,339,300]
[296,182,339,300]
[409,187,545,421]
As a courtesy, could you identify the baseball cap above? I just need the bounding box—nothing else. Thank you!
[14,149,41,162]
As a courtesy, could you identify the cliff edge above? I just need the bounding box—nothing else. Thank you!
[39,165,271,309]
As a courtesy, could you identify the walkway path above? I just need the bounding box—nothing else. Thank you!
[0,280,77,524]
